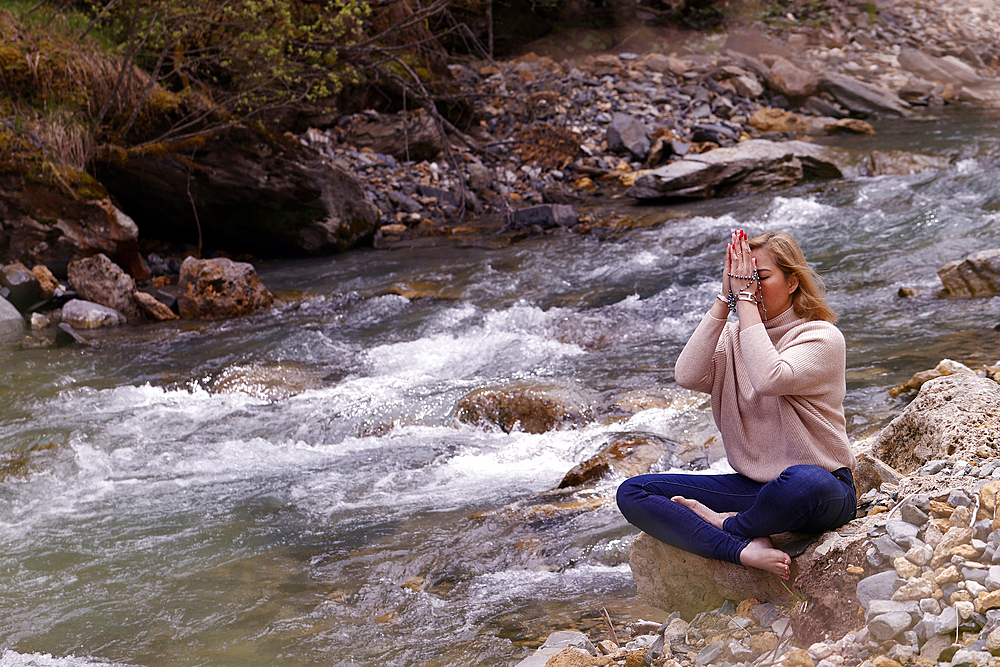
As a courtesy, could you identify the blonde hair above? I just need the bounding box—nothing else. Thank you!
[749,231,837,323]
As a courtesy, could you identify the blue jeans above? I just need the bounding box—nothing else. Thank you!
[616,465,856,565]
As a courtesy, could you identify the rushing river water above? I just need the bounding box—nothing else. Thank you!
[3,107,1000,667]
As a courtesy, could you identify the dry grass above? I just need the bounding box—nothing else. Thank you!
[0,6,180,170]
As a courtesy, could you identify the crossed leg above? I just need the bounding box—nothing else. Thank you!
[672,496,790,579]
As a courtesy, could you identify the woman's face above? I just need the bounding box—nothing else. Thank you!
[750,247,798,319]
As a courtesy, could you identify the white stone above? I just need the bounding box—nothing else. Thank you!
[809,643,835,660]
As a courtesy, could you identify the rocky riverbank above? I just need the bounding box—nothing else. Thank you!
[515,364,1000,667]
[307,0,1000,247]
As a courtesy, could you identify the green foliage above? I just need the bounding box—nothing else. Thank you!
[91,0,370,115]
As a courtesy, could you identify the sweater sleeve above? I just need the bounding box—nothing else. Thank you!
[674,311,728,394]
[738,321,845,397]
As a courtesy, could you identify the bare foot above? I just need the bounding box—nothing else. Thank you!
[671,496,736,530]
[739,537,791,579]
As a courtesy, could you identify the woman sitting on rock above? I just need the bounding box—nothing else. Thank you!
[616,230,856,579]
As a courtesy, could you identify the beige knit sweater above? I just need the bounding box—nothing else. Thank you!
[674,306,856,482]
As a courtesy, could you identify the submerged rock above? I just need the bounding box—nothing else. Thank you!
[455,380,595,434]
[866,150,952,176]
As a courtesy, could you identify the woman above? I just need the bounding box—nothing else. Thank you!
[616,230,856,579]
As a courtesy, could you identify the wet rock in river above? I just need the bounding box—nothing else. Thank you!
[508,204,579,230]
[67,253,145,322]
[0,295,26,338]
[60,299,126,329]
[55,322,90,346]
[133,291,179,322]
[866,149,952,176]
[558,433,681,488]
[938,248,1000,297]
[455,380,595,434]
[201,362,323,401]
[0,262,41,312]
[177,257,274,320]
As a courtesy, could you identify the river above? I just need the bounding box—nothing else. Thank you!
[2,106,1000,667]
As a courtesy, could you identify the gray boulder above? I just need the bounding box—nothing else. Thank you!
[607,113,651,161]
[67,253,144,322]
[628,139,844,200]
[0,295,26,338]
[0,262,41,312]
[868,374,1000,474]
[897,48,982,88]
[61,299,126,329]
[819,73,911,117]
[761,54,819,100]
[938,248,1000,297]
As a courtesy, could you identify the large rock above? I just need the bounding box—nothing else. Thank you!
[627,140,843,200]
[607,113,651,161]
[629,531,814,619]
[628,471,984,632]
[559,433,681,488]
[819,74,911,118]
[761,55,819,100]
[0,295,26,338]
[0,262,41,312]
[897,48,982,88]
[341,110,446,162]
[67,253,145,322]
[937,248,1000,297]
[868,374,1000,474]
[0,171,139,265]
[93,125,380,257]
[455,380,595,434]
[177,257,274,319]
